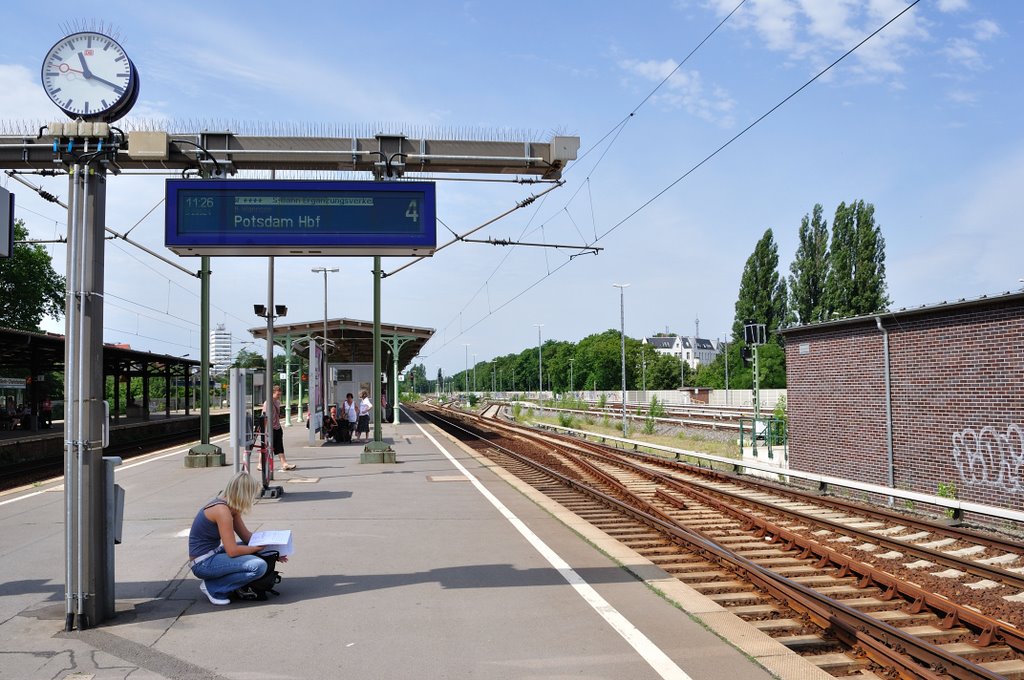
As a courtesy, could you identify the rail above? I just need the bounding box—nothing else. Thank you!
[533,421,1024,525]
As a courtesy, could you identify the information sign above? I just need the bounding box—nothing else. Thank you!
[165,179,436,256]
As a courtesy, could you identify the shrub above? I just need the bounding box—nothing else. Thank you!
[648,395,665,419]
[937,482,957,519]
[558,412,576,428]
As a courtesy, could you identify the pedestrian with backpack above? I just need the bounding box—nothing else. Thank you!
[188,472,288,605]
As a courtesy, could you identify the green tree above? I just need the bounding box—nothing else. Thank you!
[233,348,264,369]
[824,202,856,318]
[648,353,684,389]
[733,228,789,345]
[851,200,890,314]
[788,204,830,325]
[576,329,625,390]
[0,221,65,331]
[824,200,889,319]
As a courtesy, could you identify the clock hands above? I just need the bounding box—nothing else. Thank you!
[76,51,124,92]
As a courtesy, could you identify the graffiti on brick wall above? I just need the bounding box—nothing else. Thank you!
[951,425,1024,496]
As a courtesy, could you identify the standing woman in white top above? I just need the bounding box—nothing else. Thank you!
[357,390,372,441]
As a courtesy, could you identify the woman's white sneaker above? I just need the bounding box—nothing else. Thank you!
[199,581,230,605]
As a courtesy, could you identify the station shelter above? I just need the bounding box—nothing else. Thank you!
[248,317,433,417]
[0,325,201,433]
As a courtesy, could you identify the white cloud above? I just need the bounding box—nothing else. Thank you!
[0,64,62,123]
[708,0,929,83]
[943,37,984,70]
[800,0,860,46]
[936,0,969,12]
[749,0,802,51]
[972,19,1001,41]
[946,89,977,105]
[619,59,736,128]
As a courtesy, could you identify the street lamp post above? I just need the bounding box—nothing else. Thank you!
[472,353,477,392]
[253,300,287,456]
[723,332,730,405]
[642,352,647,396]
[680,332,685,390]
[612,283,630,437]
[533,323,544,400]
[311,266,338,421]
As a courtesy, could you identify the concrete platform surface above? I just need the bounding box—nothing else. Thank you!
[0,409,803,680]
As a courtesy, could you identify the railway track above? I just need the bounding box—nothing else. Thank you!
[521,399,754,433]
[415,402,1024,679]
[0,422,230,491]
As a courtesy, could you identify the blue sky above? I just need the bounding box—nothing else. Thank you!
[1,1,1021,380]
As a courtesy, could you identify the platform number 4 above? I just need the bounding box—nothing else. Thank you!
[405,200,419,222]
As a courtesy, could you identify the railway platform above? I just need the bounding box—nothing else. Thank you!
[0,408,825,680]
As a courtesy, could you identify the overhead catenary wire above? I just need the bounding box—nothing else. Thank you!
[424,1,751,360]
[421,0,922,358]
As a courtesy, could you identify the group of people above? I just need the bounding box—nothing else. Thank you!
[323,390,372,443]
[188,387,378,606]
[0,396,51,431]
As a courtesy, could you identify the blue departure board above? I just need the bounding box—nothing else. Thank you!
[165,179,436,256]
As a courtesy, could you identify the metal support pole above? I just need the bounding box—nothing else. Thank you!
[311,266,337,422]
[393,340,400,424]
[384,335,413,425]
[64,164,109,629]
[362,256,393,461]
[284,335,292,426]
[613,284,629,437]
[753,344,761,423]
[724,334,730,404]
[265,256,275,459]
[189,256,220,457]
[533,324,543,400]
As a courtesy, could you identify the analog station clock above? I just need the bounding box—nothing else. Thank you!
[41,31,139,122]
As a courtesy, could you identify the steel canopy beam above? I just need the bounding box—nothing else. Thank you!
[0,131,580,178]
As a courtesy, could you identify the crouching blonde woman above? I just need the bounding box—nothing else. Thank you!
[188,472,284,605]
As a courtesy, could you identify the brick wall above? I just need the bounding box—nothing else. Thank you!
[783,296,1024,512]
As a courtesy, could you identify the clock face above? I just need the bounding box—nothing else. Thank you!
[41,31,138,121]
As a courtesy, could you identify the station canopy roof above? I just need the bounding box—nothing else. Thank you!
[0,326,200,380]
[248,317,434,372]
